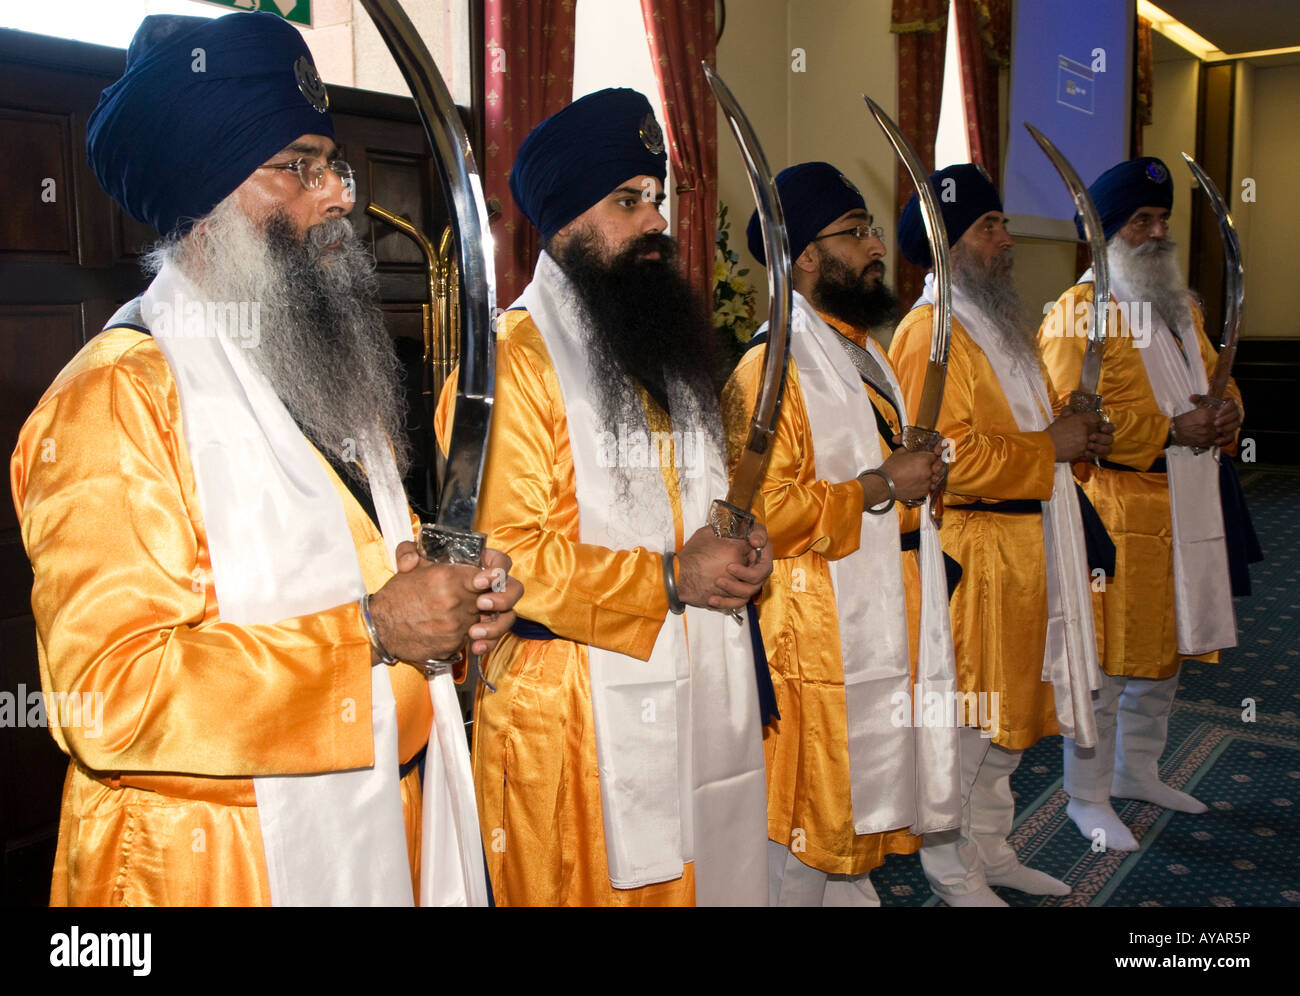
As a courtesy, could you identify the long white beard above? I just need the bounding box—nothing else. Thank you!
[951,245,1040,377]
[146,197,408,482]
[1108,235,1197,337]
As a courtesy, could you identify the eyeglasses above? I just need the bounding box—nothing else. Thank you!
[811,224,885,243]
[258,157,356,202]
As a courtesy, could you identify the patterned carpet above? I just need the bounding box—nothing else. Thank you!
[874,463,1300,907]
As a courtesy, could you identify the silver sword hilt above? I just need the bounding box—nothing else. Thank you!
[708,498,755,624]
[418,524,497,720]
[1069,391,1108,468]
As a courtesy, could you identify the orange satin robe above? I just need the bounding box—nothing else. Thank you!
[722,315,923,876]
[435,310,695,906]
[10,328,430,906]
[1038,283,1242,679]
[890,309,1060,751]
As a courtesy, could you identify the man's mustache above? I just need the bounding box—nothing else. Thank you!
[620,232,678,264]
[304,217,355,255]
[1133,236,1177,256]
[864,259,886,278]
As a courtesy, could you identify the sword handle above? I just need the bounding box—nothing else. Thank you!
[1191,394,1230,456]
[1068,391,1107,468]
[901,426,946,529]
[417,524,495,727]
[708,498,754,624]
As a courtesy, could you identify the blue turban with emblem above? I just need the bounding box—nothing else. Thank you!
[509,88,668,242]
[746,161,867,267]
[1078,156,1174,240]
[897,163,1002,268]
[87,11,335,237]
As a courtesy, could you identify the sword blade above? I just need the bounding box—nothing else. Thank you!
[1024,122,1109,397]
[862,95,951,431]
[1182,152,1244,399]
[358,0,496,534]
[703,63,792,521]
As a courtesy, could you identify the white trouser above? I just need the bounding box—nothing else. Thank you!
[1064,670,1181,801]
[920,727,1022,897]
[767,840,882,907]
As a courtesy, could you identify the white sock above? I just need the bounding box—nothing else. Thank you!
[1111,775,1209,814]
[1067,798,1139,851]
[940,885,1009,908]
[985,863,1072,896]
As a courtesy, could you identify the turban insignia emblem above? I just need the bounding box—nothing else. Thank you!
[639,113,665,155]
[294,55,330,113]
[1146,160,1168,184]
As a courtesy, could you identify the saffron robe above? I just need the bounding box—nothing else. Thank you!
[723,311,946,875]
[436,310,756,906]
[1038,282,1243,679]
[10,329,431,906]
[890,309,1061,751]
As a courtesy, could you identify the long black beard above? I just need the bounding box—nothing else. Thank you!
[169,202,409,485]
[554,230,724,440]
[811,256,898,330]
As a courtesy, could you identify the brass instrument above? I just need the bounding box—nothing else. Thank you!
[366,203,460,508]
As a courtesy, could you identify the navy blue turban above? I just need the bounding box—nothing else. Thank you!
[1077,156,1174,240]
[87,11,334,237]
[897,163,1002,268]
[509,88,668,242]
[746,161,867,267]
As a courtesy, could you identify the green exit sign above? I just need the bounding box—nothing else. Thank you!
[194,1,312,28]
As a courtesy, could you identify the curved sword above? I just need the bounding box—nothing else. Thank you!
[702,64,793,584]
[862,95,950,526]
[1025,123,1109,418]
[357,1,497,709]
[1182,152,1243,401]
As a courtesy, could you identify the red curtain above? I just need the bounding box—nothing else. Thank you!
[639,0,718,310]
[892,0,948,309]
[483,0,577,305]
[1133,14,1154,156]
[954,0,1010,185]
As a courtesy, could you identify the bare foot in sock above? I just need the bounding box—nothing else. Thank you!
[1067,798,1139,851]
[1111,777,1209,814]
[940,885,1009,907]
[985,863,1072,895]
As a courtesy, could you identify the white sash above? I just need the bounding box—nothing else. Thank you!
[516,252,767,904]
[783,292,960,833]
[1104,272,1236,655]
[143,262,486,906]
[922,274,1100,746]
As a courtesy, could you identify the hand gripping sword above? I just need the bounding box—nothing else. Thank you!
[862,95,950,527]
[1182,151,1244,453]
[701,64,793,622]
[358,1,497,715]
[1025,123,1110,424]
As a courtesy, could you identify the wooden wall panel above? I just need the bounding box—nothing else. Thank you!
[0,109,78,258]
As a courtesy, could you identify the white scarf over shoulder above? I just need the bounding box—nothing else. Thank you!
[1093,269,1235,655]
[515,251,768,905]
[142,261,486,906]
[776,292,961,832]
[922,273,1100,746]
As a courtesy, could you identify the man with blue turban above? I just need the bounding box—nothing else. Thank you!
[722,161,956,906]
[11,11,522,906]
[436,87,773,906]
[891,163,1113,905]
[1039,157,1247,851]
